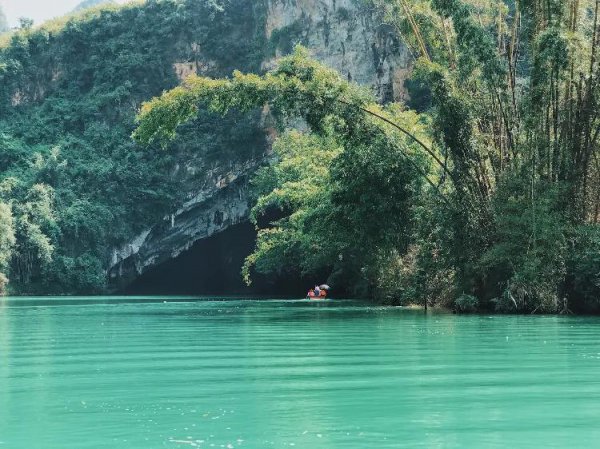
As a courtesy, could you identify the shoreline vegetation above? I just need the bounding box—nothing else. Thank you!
[0,0,599,314]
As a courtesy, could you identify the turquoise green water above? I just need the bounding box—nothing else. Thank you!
[1,297,600,448]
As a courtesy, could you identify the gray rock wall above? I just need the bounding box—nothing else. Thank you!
[265,0,411,102]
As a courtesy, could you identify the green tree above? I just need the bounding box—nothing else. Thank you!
[368,0,600,311]
[18,18,33,30]
[0,201,15,295]
[11,183,58,287]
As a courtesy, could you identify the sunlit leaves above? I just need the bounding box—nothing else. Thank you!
[134,46,372,146]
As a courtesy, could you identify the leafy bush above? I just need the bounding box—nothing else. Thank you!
[455,294,479,313]
[567,226,600,313]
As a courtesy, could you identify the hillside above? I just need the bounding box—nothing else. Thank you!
[0,0,409,295]
[0,0,272,294]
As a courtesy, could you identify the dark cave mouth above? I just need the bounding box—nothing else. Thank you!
[124,221,314,297]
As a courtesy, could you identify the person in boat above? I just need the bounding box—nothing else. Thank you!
[307,285,329,299]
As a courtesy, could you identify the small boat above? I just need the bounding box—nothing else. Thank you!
[307,290,328,300]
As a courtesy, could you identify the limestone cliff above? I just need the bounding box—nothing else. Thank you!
[264,0,411,102]
[107,0,412,289]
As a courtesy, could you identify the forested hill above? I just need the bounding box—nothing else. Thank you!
[0,0,272,294]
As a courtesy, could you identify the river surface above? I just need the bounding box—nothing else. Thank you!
[1,297,600,448]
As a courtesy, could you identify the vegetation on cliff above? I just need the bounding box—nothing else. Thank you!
[136,0,600,313]
[0,0,269,295]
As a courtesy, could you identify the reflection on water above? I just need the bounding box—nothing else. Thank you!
[1,297,600,448]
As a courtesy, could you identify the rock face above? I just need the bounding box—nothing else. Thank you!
[108,159,262,287]
[264,0,412,102]
[108,0,412,289]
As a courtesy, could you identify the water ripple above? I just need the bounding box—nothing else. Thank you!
[1,298,600,448]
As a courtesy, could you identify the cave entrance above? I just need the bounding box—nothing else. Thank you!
[124,221,313,297]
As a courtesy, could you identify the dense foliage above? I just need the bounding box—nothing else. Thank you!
[0,0,269,295]
[137,0,600,313]
[370,0,600,312]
